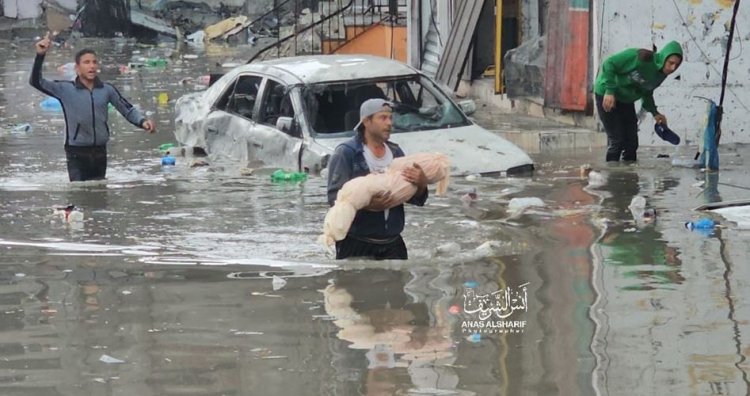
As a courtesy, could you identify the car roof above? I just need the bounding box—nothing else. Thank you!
[241,55,420,84]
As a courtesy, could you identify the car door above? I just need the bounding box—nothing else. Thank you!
[203,74,264,164]
[252,78,306,170]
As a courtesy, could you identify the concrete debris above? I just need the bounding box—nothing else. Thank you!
[131,9,178,37]
[204,16,249,40]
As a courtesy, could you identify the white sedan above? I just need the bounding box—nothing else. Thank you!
[174,54,534,176]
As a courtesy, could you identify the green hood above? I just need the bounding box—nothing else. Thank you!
[594,40,684,114]
[655,41,683,69]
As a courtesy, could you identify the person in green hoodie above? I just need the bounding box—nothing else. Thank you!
[594,41,683,162]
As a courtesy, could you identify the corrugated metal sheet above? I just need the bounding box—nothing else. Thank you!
[545,0,590,111]
[422,26,441,78]
[434,0,485,90]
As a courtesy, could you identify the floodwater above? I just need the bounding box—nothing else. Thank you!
[1,38,750,395]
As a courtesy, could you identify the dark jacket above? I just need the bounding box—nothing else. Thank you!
[327,134,428,239]
[30,54,146,147]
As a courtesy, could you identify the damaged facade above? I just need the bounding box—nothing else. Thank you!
[1,0,274,38]
[5,0,749,144]
[411,0,750,144]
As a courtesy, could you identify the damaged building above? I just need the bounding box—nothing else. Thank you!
[408,0,750,144]
[4,0,750,144]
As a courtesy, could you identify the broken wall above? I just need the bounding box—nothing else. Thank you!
[133,0,270,13]
[599,0,750,144]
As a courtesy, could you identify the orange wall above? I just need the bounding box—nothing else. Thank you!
[333,24,407,62]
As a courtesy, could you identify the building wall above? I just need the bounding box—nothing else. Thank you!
[3,0,43,19]
[520,0,540,39]
[597,0,749,144]
[333,24,408,63]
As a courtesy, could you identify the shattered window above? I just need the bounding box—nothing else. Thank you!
[259,79,294,128]
[304,75,469,135]
[216,75,263,120]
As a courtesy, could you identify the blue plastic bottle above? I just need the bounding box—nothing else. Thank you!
[685,218,715,231]
[161,155,176,166]
[40,97,62,112]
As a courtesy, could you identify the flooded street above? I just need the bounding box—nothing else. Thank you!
[2,39,750,395]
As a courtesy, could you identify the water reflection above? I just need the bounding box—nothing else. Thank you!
[324,269,457,395]
[3,36,750,395]
[595,170,684,290]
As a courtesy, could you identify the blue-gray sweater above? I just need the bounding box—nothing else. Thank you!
[326,134,428,239]
[30,54,146,147]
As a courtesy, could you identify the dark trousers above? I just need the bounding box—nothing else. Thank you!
[595,95,639,162]
[65,145,107,182]
[335,235,408,260]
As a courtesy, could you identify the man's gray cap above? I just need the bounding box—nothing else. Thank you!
[355,98,393,131]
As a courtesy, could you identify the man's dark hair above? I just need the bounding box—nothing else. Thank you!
[357,115,372,136]
[75,49,97,64]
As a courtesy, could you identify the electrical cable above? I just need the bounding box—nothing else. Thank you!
[670,0,749,111]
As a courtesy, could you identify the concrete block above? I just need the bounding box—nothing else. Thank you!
[539,131,575,151]
[495,130,541,154]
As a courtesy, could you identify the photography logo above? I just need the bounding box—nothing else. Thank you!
[461,282,529,335]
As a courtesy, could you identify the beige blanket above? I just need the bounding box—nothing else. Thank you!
[321,153,450,247]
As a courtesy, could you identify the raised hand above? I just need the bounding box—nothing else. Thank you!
[35,32,52,55]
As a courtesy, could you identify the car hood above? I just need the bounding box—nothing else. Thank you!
[314,125,533,175]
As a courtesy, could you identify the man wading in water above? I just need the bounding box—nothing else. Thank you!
[30,32,156,181]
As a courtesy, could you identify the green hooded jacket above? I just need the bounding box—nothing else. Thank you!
[594,41,683,114]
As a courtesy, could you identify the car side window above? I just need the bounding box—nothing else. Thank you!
[259,79,294,129]
[215,75,263,120]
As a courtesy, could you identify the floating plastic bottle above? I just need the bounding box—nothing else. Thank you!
[463,280,479,289]
[146,58,168,68]
[161,155,176,166]
[685,218,715,233]
[40,97,62,112]
[159,143,176,153]
[271,169,307,182]
[12,123,32,133]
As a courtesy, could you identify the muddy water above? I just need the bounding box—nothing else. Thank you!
[1,38,750,395]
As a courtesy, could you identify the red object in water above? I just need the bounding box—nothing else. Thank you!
[449,305,461,315]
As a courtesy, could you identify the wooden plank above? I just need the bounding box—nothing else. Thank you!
[495,0,503,93]
[435,0,486,90]
[695,199,750,211]
[544,0,566,109]
[561,0,589,110]
[545,0,590,111]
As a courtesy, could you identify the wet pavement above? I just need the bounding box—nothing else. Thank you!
[1,38,750,395]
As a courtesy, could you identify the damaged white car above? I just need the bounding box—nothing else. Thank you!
[174,54,534,175]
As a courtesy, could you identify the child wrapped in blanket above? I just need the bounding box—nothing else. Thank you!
[321,152,449,247]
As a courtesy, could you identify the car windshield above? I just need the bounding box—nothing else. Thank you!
[301,75,471,136]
